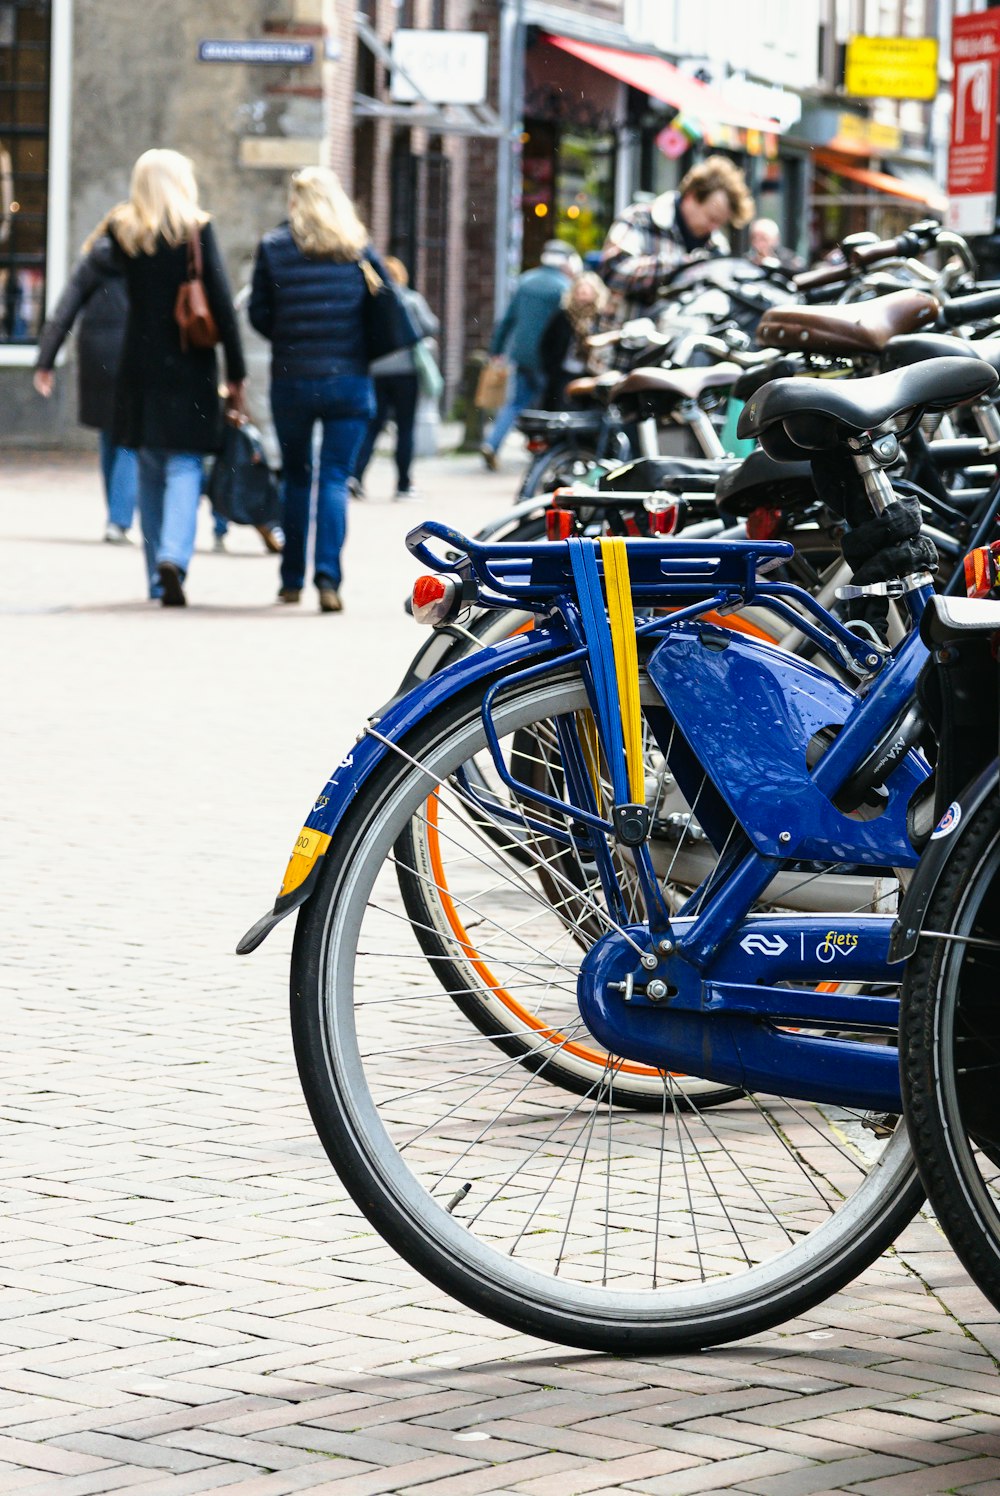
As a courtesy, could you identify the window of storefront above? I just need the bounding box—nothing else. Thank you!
[520,38,622,271]
[521,121,616,268]
[0,0,68,361]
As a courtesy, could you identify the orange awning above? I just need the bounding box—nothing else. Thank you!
[814,150,947,213]
[546,35,780,133]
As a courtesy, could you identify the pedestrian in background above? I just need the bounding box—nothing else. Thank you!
[538,270,610,410]
[746,216,804,272]
[249,166,382,613]
[351,255,438,501]
[480,239,581,470]
[109,148,245,607]
[600,156,754,319]
[33,209,137,544]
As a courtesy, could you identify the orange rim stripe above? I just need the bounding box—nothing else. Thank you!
[424,789,660,1077]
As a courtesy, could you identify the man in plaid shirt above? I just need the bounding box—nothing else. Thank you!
[600,156,755,321]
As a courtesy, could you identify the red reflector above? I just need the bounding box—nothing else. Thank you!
[411,572,462,625]
[526,438,548,452]
[645,501,679,536]
[545,507,574,541]
[412,575,447,611]
[965,540,1000,598]
[746,505,784,541]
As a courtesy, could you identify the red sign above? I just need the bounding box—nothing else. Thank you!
[948,11,1000,235]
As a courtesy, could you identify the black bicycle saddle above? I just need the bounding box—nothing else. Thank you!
[714,447,815,517]
[738,357,998,457]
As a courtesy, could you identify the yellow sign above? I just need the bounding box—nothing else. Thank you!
[834,112,903,154]
[845,35,938,102]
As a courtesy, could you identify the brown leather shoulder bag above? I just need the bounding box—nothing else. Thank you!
[174,223,219,351]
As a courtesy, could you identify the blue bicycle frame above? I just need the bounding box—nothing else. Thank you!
[241,519,937,1116]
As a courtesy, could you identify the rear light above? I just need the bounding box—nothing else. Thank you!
[965,540,1000,599]
[526,438,548,452]
[545,507,575,541]
[411,572,463,625]
[746,505,784,541]
[644,499,680,536]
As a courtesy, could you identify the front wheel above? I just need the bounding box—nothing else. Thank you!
[900,774,1000,1309]
[291,666,921,1353]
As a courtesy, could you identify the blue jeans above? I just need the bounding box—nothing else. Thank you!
[271,375,375,592]
[485,366,545,456]
[136,450,205,598]
[354,373,419,491]
[98,430,137,530]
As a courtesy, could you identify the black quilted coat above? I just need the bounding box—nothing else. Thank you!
[248,222,388,381]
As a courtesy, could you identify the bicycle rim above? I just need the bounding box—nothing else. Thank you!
[292,669,921,1352]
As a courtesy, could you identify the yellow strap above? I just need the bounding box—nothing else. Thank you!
[599,537,645,804]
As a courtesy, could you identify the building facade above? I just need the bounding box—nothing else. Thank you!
[1,0,956,447]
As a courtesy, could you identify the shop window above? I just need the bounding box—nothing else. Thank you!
[521,121,615,270]
[0,0,50,345]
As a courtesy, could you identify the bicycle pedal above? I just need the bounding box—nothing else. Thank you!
[861,1111,898,1138]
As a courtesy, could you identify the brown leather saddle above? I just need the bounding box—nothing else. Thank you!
[565,370,623,402]
[757,290,940,357]
[610,363,741,403]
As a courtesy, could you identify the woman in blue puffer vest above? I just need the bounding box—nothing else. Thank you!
[249,168,385,613]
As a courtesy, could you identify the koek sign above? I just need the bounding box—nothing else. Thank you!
[198,39,315,65]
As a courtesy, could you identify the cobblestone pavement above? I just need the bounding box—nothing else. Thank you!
[3,445,1000,1496]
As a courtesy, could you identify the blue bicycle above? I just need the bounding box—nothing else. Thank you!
[240,354,997,1352]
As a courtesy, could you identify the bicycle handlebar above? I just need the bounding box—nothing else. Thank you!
[793,262,849,293]
[941,288,1000,326]
[851,234,917,267]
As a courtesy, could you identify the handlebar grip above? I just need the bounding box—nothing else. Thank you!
[942,289,1000,327]
[792,262,849,292]
[851,234,911,267]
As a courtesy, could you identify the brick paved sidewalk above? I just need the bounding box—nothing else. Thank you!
[1,446,999,1496]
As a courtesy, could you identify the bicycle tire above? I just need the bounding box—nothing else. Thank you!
[291,665,922,1353]
[900,776,1000,1309]
[517,441,600,501]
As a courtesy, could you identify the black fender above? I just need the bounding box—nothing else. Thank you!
[888,758,1000,962]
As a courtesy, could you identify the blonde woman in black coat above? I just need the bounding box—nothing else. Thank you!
[109,150,245,607]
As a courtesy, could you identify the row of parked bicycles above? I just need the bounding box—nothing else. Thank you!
[239,218,1000,1354]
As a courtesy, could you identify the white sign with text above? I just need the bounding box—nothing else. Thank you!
[390,29,488,106]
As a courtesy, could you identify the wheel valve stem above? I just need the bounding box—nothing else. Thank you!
[445,1182,472,1213]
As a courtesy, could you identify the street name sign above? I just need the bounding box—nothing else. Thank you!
[198,39,315,65]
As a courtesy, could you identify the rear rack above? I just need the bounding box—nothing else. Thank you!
[406,520,792,609]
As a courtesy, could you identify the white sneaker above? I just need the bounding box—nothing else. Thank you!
[395,487,420,502]
[104,523,131,544]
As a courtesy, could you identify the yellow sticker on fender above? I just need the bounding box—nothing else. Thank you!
[279,826,332,898]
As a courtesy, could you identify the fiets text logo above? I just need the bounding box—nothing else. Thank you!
[817,930,858,963]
